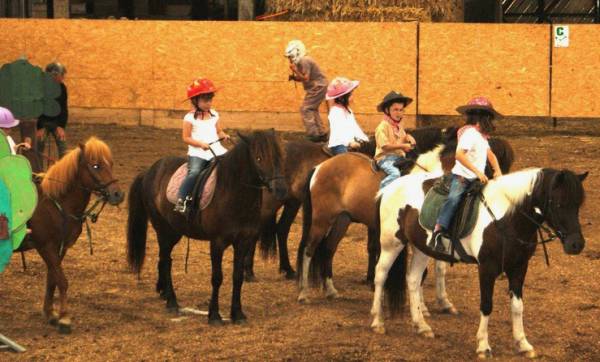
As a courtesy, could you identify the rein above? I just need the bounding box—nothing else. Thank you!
[478,189,565,269]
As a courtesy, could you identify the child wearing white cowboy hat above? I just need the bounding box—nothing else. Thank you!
[0,107,31,155]
[285,40,328,142]
[429,96,503,253]
[325,77,369,155]
[374,91,416,189]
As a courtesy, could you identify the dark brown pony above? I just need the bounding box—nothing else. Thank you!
[246,127,452,282]
[17,137,124,333]
[375,168,587,358]
[297,134,514,303]
[126,130,286,324]
[244,139,374,281]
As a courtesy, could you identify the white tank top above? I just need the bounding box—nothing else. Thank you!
[184,110,228,160]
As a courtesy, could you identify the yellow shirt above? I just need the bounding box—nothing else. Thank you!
[374,120,408,160]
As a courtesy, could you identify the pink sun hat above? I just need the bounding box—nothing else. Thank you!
[326,77,360,101]
[0,107,19,128]
[456,96,503,119]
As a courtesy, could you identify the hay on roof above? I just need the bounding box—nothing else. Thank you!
[264,0,463,22]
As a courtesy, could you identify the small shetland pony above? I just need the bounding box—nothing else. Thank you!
[372,168,587,359]
[18,137,124,333]
[127,130,287,324]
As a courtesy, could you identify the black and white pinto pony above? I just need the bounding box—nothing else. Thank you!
[371,167,587,359]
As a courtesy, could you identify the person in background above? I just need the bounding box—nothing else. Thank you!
[285,40,328,142]
[37,62,68,159]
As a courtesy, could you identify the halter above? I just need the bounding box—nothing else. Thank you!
[479,173,568,268]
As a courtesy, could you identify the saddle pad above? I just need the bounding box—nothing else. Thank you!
[166,163,217,211]
[419,178,481,240]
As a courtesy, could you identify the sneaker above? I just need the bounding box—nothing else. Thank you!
[428,230,446,252]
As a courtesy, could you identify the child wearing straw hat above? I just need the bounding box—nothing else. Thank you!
[174,78,230,214]
[374,91,416,189]
[325,77,369,155]
[429,96,503,252]
[285,40,328,142]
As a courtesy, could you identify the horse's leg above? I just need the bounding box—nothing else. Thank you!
[370,240,404,334]
[323,214,351,299]
[276,200,301,279]
[407,249,434,338]
[506,262,536,358]
[53,260,71,334]
[231,239,250,324]
[208,240,226,325]
[40,250,59,325]
[366,227,380,285]
[243,236,258,283]
[297,217,330,303]
[476,262,500,359]
[157,233,180,312]
[434,260,458,314]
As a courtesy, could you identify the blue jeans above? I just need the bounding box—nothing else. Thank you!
[329,145,348,155]
[437,174,474,230]
[378,154,404,189]
[178,156,209,199]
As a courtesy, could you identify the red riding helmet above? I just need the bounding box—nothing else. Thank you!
[186,78,218,100]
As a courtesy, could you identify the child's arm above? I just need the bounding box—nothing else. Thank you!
[487,148,502,178]
[182,121,209,150]
[456,149,488,183]
[289,63,308,82]
[381,131,413,153]
[216,121,230,140]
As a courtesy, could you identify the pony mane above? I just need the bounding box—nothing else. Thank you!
[482,168,541,217]
[41,137,112,199]
[410,145,444,175]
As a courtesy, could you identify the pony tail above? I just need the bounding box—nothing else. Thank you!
[297,168,316,281]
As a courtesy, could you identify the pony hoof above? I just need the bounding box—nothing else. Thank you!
[326,291,339,300]
[419,330,435,338]
[477,350,492,359]
[244,274,258,283]
[232,318,247,325]
[372,325,386,335]
[208,318,224,326]
[284,271,297,280]
[297,294,309,304]
[58,323,72,335]
[441,306,459,315]
[166,305,180,315]
[48,317,59,326]
[521,350,538,359]
[422,309,431,317]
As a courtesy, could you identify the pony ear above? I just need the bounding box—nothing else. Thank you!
[578,171,589,182]
[236,131,249,144]
[78,143,85,151]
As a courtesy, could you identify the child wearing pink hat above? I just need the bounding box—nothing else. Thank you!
[0,107,31,155]
[325,77,368,155]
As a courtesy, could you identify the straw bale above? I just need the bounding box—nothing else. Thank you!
[265,0,463,22]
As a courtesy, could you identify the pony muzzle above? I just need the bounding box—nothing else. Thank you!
[562,232,585,255]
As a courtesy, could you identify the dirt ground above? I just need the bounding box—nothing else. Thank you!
[1,119,599,361]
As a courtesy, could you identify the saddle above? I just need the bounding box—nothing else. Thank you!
[166,160,218,212]
[419,174,483,263]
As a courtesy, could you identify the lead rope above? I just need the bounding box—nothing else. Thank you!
[185,237,191,274]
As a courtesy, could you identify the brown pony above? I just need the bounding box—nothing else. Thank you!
[17,137,124,334]
[245,139,374,281]
[246,127,452,283]
[126,130,287,325]
[297,136,514,303]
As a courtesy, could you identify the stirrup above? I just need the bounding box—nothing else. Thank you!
[428,231,446,252]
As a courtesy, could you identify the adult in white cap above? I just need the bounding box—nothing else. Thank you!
[324,77,368,155]
[285,40,328,142]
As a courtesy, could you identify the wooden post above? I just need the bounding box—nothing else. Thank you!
[238,0,253,20]
[53,0,69,18]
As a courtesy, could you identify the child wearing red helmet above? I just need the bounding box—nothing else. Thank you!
[174,78,230,213]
